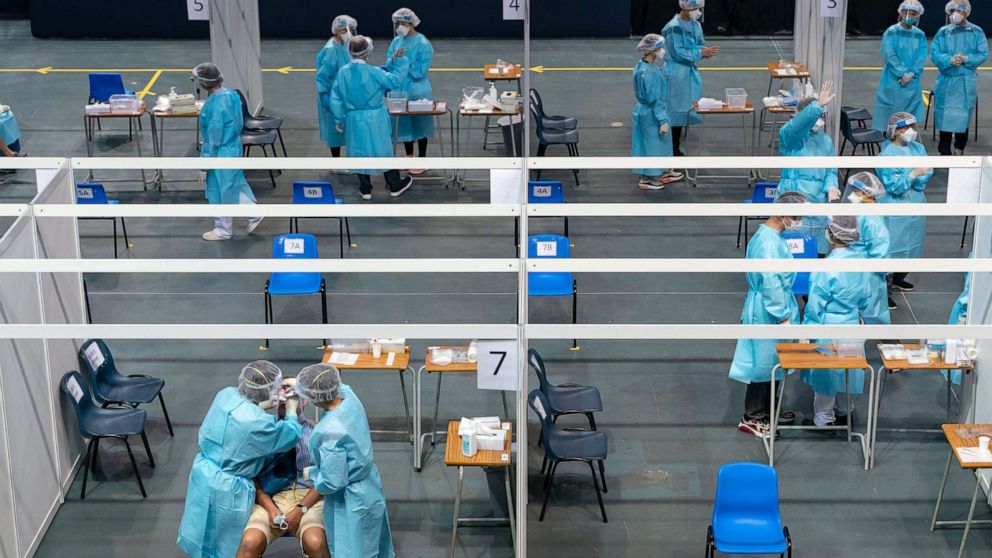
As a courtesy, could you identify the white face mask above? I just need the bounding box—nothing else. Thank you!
[396,24,410,37]
[848,193,863,204]
[689,9,703,20]
[950,12,964,24]
[783,218,803,231]
[812,118,826,132]
[900,128,918,143]
[654,49,666,63]
[340,30,353,44]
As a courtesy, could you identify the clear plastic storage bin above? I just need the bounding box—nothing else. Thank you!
[386,92,408,113]
[109,94,142,113]
[725,88,748,110]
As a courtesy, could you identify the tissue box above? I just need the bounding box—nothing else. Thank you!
[407,99,435,112]
[477,430,507,451]
[379,338,406,353]
[85,103,111,115]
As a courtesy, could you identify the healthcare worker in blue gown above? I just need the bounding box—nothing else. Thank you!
[775,82,841,255]
[729,192,808,439]
[297,364,395,558]
[946,271,971,385]
[331,35,413,201]
[386,7,433,174]
[194,63,263,241]
[178,361,303,558]
[0,101,27,180]
[845,172,891,325]
[631,34,685,191]
[876,111,933,309]
[801,217,871,427]
[316,14,357,160]
[661,0,719,157]
[872,1,927,132]
[932,1,989,155]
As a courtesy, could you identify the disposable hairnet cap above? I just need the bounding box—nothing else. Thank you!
[899,0,924,15]
[349,35,374,58]
[775,191,808,204]
[239,360,283,403]
[192,63,223,88]
[636,34,665,55]
[847,171,886,198]
[392,7,421,27]
[332,14,357,35]
[887,111,917,137]
[946,1,971,15]
[827,216,860,245]
[680,0,705,8]
[297,363,342,403]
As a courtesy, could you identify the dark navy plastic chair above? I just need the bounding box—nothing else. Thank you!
[530,89,580,186]
[60,371,153,499]
[782,232,816,296]
[528,234,578,349]
[529,389,608,523]
[79,339,174,437]
[737,182,777,248]
[264,234,327,349]
[289,181,353,259]
[707,462,792,557]
[528,348,601,430]
[77,183,130,259]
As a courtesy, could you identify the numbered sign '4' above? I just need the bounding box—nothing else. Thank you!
[503,0,525,21]
[477,339,520,391]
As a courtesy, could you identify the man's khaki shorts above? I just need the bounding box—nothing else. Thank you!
[244,488,325,544]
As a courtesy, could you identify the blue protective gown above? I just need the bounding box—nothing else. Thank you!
[631,59,673,177]
[873,23,927,132]
[177,388,302,558]
[776,101,838,254]
[876,140,932,259]
[0,110,21,146]
[945,272,971,385]
[932,21,989,133]
[729,225,801,384]
[199,88,256,205]
[386,32,434,142]
[661,15,704,127]
[310,384,394,558]
[850,213,891,324]
[331,59,409,175]
[800,248,870,396]
[316,38,352,149]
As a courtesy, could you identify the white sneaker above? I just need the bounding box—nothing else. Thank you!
[661,170,685,183]
[360,192,373,201]
[202,230,231,241]
[246,217,264,233]
[390,176,414,198]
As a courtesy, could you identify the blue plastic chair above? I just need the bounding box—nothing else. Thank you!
[76,183,130,259]
[290,181,352,259]
[782,232,816,296]
[87,73,140,138]
[528,234,578,349]
[737,182,778,248]
[529,389,608,523]
[264,234,327,349]
[60,370,153,499]
[79,339,173,437]
[707,462,792,557]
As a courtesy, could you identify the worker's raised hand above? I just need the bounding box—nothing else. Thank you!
[817,81,836,107]
[827,188,841,202]
[659,123,670,135]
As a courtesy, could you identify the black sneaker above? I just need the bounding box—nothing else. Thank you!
[888,297,898,310]
[835,413,850,427]
[892,279,914,292]
[0,168,15,175]
[389,176,414,198]
[778,410,796,425]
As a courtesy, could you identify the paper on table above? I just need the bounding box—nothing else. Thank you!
[328,352,359,366]
[386,352,396,366]
[956,447,992,463]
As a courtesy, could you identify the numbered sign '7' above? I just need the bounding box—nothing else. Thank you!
[477,339,519,391]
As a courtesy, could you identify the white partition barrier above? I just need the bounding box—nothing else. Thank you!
[5,155,992,555]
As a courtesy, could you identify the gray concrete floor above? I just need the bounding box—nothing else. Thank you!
[0,18,987,558]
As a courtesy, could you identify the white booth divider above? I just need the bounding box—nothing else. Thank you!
[0,160,85,558]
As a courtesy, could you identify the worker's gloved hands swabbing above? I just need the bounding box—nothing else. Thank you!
[284,397,300,417]
[659,123,669,135]
[827,188,841,202]
[817,80,836,107]
[257,396,278,410]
